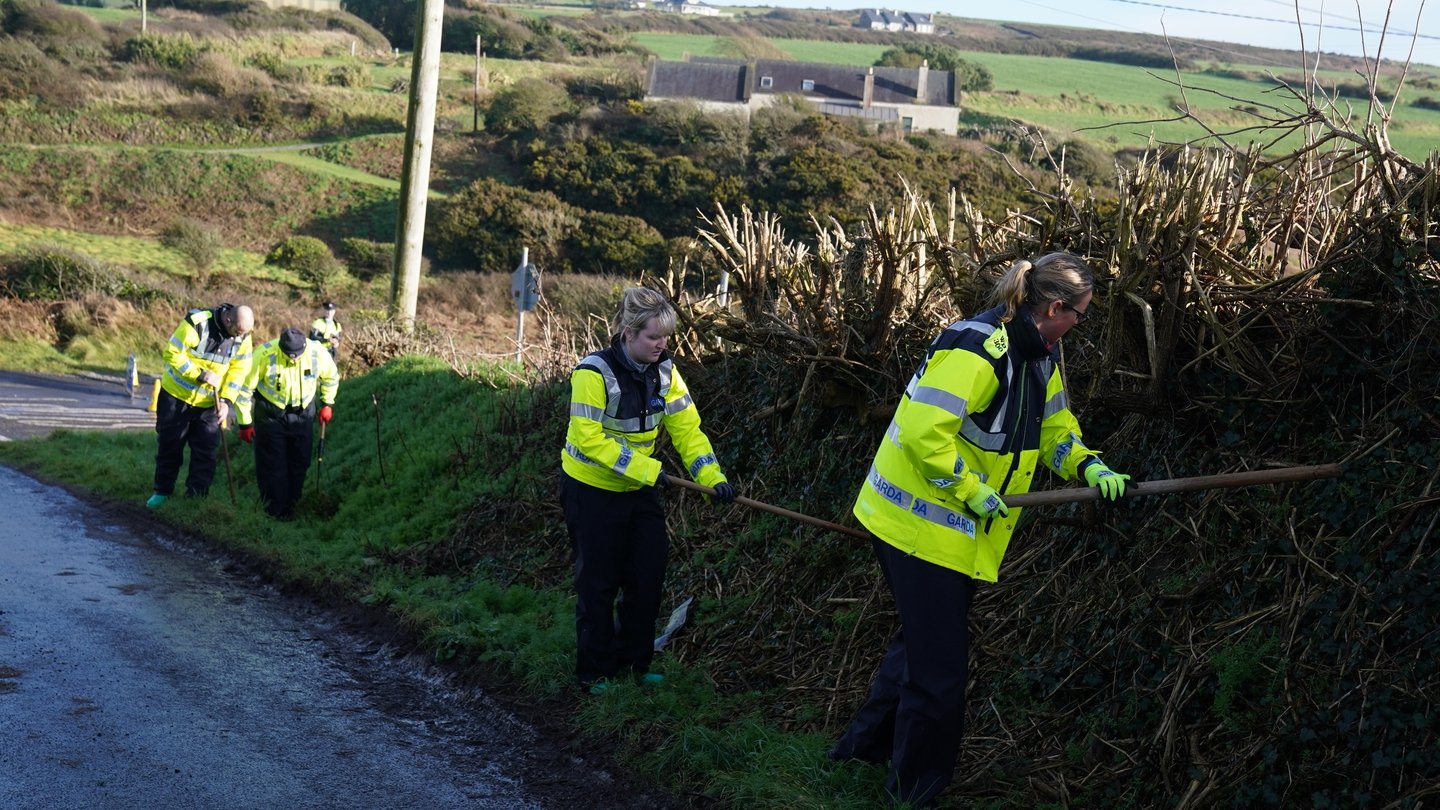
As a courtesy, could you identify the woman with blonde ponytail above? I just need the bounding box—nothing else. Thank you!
[831,252,1130,808]
[559,287,736,694]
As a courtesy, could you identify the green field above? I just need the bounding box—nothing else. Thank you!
[0,222,274,280]
[628,32,1440,158]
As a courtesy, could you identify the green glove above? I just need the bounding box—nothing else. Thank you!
[965,481,1009,519]
[1084,462,1132,501]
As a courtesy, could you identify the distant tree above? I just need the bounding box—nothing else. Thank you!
[876,44,993,92]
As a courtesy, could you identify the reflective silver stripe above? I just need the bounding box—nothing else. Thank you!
[960,418,1005,451]
[580,353,672,434]
[1042,389,1069,420]
[866,466,976,537]
[604,414,647,432]
[886,421,902,447]
[583,356,623,413]
[665,392,693,415]
[565,440,633,475]
[909,385,968,420]
[571,403,605,420]
[169,336,187,351]
[688,453,717,478]
[164,367,201,393]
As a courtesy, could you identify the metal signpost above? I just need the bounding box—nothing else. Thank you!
[511,247,541,366]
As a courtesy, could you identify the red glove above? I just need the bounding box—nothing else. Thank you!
[238,425,255,444]
[319,405,333,424]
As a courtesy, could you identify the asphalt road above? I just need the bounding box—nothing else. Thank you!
[0,370,155,441]
[0,465,680,810]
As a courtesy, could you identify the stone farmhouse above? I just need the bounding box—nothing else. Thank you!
[646,57,959,135]
[856,9,934,34]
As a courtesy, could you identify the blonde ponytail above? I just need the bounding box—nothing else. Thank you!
[612,287,677,341]
[991,252,1095,320]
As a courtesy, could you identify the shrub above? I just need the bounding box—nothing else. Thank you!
[0,243,122,301]
[338,236,392,281]
[484,77,572,137]
[0,33,85,107]
[566,210,666,275]
[428,177,576,273]
[325,62,369,88]
[159,218,223,276]
[265,235,346,295]
[119,33,203,71]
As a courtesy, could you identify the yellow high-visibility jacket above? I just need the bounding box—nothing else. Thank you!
[853,306,1102,583]
[160,306,253,408]
[235,338,340,426]
[309,316,342,348]
[561,342,728,492]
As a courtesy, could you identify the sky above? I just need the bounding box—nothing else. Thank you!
[729,1,1439,66]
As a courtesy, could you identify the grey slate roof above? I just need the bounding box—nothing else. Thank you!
[750,59,954,107]
[647,61,747,102]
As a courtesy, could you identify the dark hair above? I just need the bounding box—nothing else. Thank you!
[992,252,1095,320]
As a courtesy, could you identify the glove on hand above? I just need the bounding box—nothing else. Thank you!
[712,482,737,504]
[965,481,1010,519]
[654,470,669,489]
[1084,462,1131,501]
[319,405,333,424]
[238,425,255,444]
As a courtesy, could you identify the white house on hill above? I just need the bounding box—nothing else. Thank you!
[857,9,934,34]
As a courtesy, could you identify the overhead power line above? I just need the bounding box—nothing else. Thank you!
[1100,0,1438,41]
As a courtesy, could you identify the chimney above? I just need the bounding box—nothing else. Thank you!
[916,59,929,101]
[863,66,874,109]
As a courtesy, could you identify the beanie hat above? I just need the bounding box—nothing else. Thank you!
[279,327,307,357]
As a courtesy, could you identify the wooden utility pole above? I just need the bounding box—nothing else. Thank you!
[388,0,445,331]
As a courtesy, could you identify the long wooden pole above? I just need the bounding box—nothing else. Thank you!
[666,464,1341,540]
[1002,463,1342,508]
[665,477,871,540]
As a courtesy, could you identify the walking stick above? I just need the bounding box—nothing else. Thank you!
[665,464,1342,541]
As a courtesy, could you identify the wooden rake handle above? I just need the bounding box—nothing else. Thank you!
[1003,463,1343,508]
[664,476,871,540]
[665,463,1342,540]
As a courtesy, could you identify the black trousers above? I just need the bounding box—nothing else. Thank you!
[832,536,978,809]
[252,402,315,518]
[560,472,668,687]
[153,389,220,497]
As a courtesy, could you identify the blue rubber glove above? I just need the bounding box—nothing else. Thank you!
[654,470,669,490]
[1084,462,1131,501]
[712,482,737,504]
[965,481,1009,519]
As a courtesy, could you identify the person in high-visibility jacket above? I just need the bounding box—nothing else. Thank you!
[235,327,339,520]
[559,287,737,694]
[308,301,342,360]
[830,252,1131,809]
[147,303,254,508]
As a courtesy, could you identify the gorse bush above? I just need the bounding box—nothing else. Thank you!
[265,234,345,295]
[120,33,204,71]
[325,61,368,88]
[338,236,391,281]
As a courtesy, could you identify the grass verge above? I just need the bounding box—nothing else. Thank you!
[0,354,897,810]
